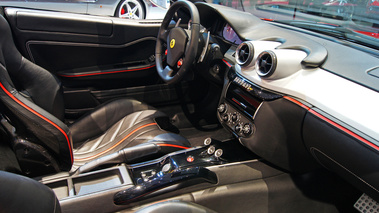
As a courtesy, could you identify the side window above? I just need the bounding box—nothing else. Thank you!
[111,0,170,19]
[0,0,170,20]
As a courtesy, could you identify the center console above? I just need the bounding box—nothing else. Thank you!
[113,137,256,205]
[40,137,270,212]
[217,68,281,138]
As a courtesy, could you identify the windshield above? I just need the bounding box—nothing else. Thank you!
[0,0,378,49]
[205,0,379,49]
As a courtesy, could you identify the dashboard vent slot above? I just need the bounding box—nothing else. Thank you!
[256,51,277,78]
[236,42,254,66]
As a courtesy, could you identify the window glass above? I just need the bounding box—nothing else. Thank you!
[0,0,170,20]
[207,0,379,48]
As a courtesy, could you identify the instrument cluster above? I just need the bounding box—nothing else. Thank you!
[222,23,242,45]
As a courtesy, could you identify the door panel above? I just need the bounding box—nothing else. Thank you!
[15,10,112,36]
[4,8,180,118]
[5,8,160,72]
[0,1,88,15]
[27,39,157,80]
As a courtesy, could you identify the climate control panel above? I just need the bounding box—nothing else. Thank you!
[218,102,254,137]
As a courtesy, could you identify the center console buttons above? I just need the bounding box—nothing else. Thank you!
[218,103,227,113]
[222,114,229,122]
[204,138,212,146]
[186,156,195,163]
[218,101,254,138]
[214,149,223,158]
[242,123,253,136]
[235,123,243,133]
[231,112,238,122]
[207,146,216,155]
[141,170,157,182]
[161,163,172,174]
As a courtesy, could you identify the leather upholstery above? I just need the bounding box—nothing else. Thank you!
[71,109,189,171]
[70,99,157,145]
[0,63,74,171]
[0,14,190,176]
[0,16,65,121]
[0,171,61,213]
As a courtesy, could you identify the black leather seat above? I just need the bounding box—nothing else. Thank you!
[0,14,190,176]
[0,171,61,213]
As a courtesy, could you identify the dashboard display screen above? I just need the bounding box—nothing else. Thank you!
[222,23,243,45]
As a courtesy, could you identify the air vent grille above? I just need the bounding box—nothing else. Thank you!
[256,51,277,78]
[139,21,162,24]
[236,42,254,66]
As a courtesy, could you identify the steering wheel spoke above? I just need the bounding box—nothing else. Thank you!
[163,65,174,77]
[158,30,169,42]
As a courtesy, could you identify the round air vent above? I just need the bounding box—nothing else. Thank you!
[236,42,254,66]
[256,50,277,78]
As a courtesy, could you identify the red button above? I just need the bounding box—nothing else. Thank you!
[177,59,183,67]
[187,156,194,163]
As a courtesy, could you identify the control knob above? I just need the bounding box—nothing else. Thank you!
[231,112,238,122]
[235,123,243,133]
[222,114,229,122]
[161,163,172,174]
[242,123,253,136]
[218,103,227,113]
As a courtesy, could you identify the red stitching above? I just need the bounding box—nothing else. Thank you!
[0,82,74,164]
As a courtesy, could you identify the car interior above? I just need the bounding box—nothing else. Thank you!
[0,0,378,212]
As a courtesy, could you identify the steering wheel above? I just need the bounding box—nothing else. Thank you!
[155,0,200,84]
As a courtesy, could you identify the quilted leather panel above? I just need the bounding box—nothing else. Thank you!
[69,98,161,144]
[71,110,186,171]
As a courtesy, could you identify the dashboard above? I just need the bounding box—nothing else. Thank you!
[195,2,379,201]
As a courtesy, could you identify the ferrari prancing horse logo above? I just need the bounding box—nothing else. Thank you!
[170,39,175,49]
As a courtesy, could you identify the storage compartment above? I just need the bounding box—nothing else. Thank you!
[45,180,69,200]
[73,169,124,196]
[40,164,133,200]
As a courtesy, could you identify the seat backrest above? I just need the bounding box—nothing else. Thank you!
[0,14,73,175]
